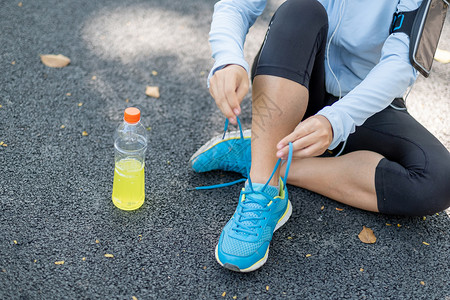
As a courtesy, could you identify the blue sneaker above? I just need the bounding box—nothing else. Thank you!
[215,178,292,272]
[189,129,251,177]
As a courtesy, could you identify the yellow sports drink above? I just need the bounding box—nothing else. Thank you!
[112,107,147,211]
[112,158,145,210]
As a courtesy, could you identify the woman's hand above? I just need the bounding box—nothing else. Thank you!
[276,115,333,159]
[209,64,249,125]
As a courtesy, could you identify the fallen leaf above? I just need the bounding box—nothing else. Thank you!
[78,102,83,107]
[2,144,7,147]
[82,257,86,261]
[321,206,324,210]
[145,86,160,98]
[104,253,114,258]
[82,131,88,136]
[18,2,23,7]
[422,242,430,246]
[358,226,377,244]
[151,70,158,76]
[54,260,65,265]
[60,125,65,129]
[420,281,425,286]
[146,127,152,131]
[233,296,237,300]
[200,71,206,76]
[360,268,364,272]
[266,285,269,291]
[66,92,71,96]
[13,240,17,244]
[11,61,15,65]
[132,296,138,300]
[91,75,97,80]
[95,239,100,244]
[222,292,226,297]
[386,223,392,226]
[125,98,129,103]
[34,259,37,263]
[422,216,426,221]
[397,224,402,227]
[305,254,312,258]
[40,54,71,68]
[0,141,3,146]
[203,266,207,270]
[287,236,292,240]
[434,48,450,64]
[336,207,344,211]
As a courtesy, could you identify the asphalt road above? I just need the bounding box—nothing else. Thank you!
[0,0,449,299]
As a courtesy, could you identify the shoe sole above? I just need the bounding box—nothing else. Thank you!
[189,129,251,167]
[215,199,292,273]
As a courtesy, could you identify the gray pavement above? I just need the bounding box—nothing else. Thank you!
[0,0,449,299]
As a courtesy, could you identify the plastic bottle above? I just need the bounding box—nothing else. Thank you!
[112,107,147,210]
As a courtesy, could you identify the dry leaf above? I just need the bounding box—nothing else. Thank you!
[386,223,392,226]
[82,131,88,136]
[34,259,37,263]
[40,54,71,68]
[78,102,83,107]
[60,125,65,129]
[66,92,71,96]
[18,2,23,7]
[0,141,4,146]
[233,296,237,300]
[266,286,269,291]
[434,48,450,64]
[358,226,376,244]
[222,292,226,297]
[2,144,7,147]
[145,86,160,98]
[422,242,430,246]
[91,75,97,80]
[104,253,114,258]
[11,61,15,65]
[54,260,65,265]
[82,257,86,261]
[0,105,2,108]
[420,281,425,286]
[305,254,312,258]
[125,98,129,103]
[287,236,292,240]
[397,224,402,227]
[132,296,138,300]
[359,268,364,272]
[13,240,17,244]
[336,207,344,211]
[422,217,426,221]
[151,70,158,76]
[95,239,100,244]
[320,206,324,210]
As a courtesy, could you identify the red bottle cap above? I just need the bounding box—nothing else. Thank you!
[124,107,141,124]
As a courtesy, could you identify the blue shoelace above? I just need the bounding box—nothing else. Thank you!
[192,116,293,192]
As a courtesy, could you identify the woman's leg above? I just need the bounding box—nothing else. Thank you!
[249,0,329,186]
[281,99,450,215]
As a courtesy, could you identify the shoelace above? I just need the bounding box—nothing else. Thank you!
[192,116,293,192]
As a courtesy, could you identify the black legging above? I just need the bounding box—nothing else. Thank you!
[251,0,450,215]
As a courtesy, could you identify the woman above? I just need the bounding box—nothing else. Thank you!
[189,0,450,272]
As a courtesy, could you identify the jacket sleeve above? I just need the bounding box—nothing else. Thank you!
[317,0,423,150]
[207,0,267,87]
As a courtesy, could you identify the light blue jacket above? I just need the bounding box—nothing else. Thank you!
[208,0,422,149]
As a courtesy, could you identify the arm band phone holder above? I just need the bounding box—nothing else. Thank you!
[390,0,449,77]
